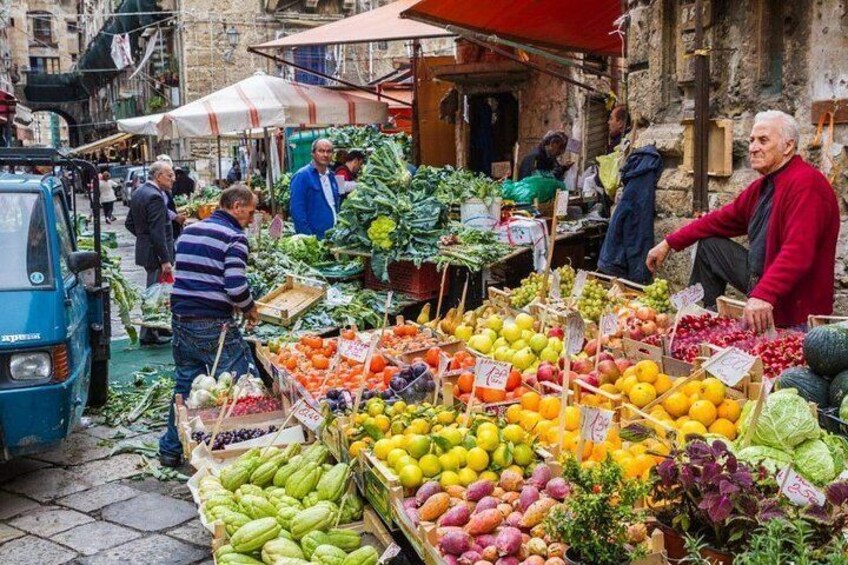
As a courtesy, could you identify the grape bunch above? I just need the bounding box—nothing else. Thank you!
[642,278,671,313]
[577,279,610,322]
[556,265,575,298]
[191,425,278,450]
[510,272,544,308]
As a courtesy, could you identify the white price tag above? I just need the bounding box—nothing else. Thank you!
[550,271,562,300]
[600,312,619,337]
[474,357,511,390]
[579,405,614,443]
[438,353,449,376]
[379,542,402,563]
[338,338,370,363]
[671,283,705,311]
[761,377,775,400]
[567,313,585,355]
[293,400,324,432]
[326,287,353,307]
[703,347,757,387]
[571,270,588,298]
[778,467,826,506]
[554,190,570,217]
[268,215,284,239]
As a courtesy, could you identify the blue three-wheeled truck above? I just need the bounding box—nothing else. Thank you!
[0,148,111,460]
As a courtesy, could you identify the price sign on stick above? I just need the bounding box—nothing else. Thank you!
[571,270,588,298]
[550,270,562,301]
[474,358,511,390]
[567,314,585,355]
[671,283,705,311]
[600,312,619,337]
[777,467,826,506]
[703,347,757,387]
[292,400,324,432]
[554,190,570,217]
[339,338,370,363]
[579,405,614,443]
[379,543,402,564]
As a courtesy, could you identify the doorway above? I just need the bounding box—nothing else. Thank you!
[467,92,518,177]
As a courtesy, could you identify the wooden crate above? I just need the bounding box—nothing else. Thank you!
[682,118,734,177]
[716,295,745,319]
[358,451,402,531]
[809,315,848,328]
[256,275,326,326]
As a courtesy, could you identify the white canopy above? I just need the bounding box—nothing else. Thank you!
[154,72,389,139]
[117,112,165,136]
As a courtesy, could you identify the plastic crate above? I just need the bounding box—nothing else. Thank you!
[819,407,848,436]
[364,259,447,301]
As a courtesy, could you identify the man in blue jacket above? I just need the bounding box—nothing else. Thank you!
[290,138,340,239]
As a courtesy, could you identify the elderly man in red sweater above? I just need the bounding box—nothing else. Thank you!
[646,110,840,333]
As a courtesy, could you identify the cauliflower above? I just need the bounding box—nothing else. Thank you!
[367,216,396,250]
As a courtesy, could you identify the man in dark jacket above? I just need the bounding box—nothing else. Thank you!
[598,145,662,284]
[126,160,175,345]
[518,131,568,180]
[172,167,196,198]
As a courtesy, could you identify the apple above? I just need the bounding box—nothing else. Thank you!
[628,328,645,341]
[615,358,633,373]
[572,358,594,375]
[598,351,614,363]
[598,359,620,380]
[641,320,658,335]
[636,306,656,321]
[577,372,600,388]
[501,322,521,343]
[548,327,565,339]
[536,362,557,383]
[486,314,504,333]
[584,339,599,357]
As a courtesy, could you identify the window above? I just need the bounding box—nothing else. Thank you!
[293,46,327,85]
[52,194,74,280]
[0,193,53,290]
[29,57,60,74]
[29,12,53,44]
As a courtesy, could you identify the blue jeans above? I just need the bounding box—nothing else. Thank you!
[159,316,255,458]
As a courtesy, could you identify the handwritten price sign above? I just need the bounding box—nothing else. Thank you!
[778,467,825,506]
[600,312,619,337]
[474,357,511,390]
[671,283,705,311]
[567,313,585,355]
[338,338,370,363]
[379,542,401,564]
[293,400,324,432]
[550,270,562,300]
[554,191,570,217]
[703,347,757,387]
[579,405,614,443]
[571,270,588,298]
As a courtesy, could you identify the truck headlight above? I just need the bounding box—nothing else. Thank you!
[10,352,52,380]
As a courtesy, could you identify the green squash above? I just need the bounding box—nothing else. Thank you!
[776,367,829,407]
[804,325,848,377]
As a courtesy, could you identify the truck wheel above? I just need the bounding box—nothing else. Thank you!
[88,360,109,408]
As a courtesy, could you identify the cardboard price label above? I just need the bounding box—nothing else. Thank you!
[379,542,401,564]
[600,312,619,337]
[554,190,570,217]
[550,270,562,300]
[338,338,370,363]
[671,283,705,311]
[326,287,353,307]
[703,347,757,387]
[567,314,585,355]
[571,270,588,298]
[474,357,511,390]
[579,405,614,443]
[778,467,826,506]
[292,400,324,432]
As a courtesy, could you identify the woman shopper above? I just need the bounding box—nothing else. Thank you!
[99,171,118,223]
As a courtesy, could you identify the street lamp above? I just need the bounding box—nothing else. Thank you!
[226,25,240,48]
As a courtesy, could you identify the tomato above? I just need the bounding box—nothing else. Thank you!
[457,371,474,394]
[424,347,441,368]
[369,354,387,373]
[311,354,329,370]
[506,370,522,392]
[481,388,506,403]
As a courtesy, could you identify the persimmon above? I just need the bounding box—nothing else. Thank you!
[506,370,522,392]
[341,329,356,340]
[457,371,474,394]
[311,354,329,370]
[302,335,323,349]
[369,354,387,373]
[425,347,441,367]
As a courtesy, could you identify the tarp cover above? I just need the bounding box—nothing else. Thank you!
[402,0,623,57]
[251,0,452,50]
[156,72,388,139]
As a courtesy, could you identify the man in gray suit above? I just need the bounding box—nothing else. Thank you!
[126,160,176,345]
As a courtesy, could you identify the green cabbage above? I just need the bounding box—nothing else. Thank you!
[735,445,793,475]
[823,433,848,472]
[737,389,820,451]
[794,438,837,485]
[278,234,326,264]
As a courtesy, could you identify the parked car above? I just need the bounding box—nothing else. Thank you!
[107,164,133,199]
[121,166,147,205]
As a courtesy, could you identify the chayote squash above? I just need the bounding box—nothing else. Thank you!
[218,554,265,565]
[230,517,281,553]
[312,544,348,565]
[316,463,350,503]
[220,463,253,492]
[302,492,320,508]
[273,456,304,488]
[342,546,379,565]
[285,462,322,500]
[325,529,361,552]
[260,537,305,564]
[300,531,331,559]
[337,493,363,524]
[301,444,330,466]
[290,504,334,540]
[250,453,288,487]
[276,505,298,530]
[240,495,279,520]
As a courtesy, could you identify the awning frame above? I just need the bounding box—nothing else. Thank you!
[70,132,133,155]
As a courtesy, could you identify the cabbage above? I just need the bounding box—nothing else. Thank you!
[735,445,792,474]
[794,438,837,485]
[278,234,326,264]
[823,434,848,473]
[737,389,820,451]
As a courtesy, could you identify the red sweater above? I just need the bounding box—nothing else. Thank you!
[666,155,840,327]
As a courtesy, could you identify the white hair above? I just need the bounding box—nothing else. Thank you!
[753,110,800,149]
[156,154,173,165]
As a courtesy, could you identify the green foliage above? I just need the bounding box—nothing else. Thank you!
[735,518,848,565]
[326,125,411,159]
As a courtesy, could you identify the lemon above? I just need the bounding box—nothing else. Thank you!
[458,467,478,486]
[410,418,431,434]
[619,375,639,395]
[635,360,660,383]
[373,438,394,460]
[407,435,431,459]
[398,464,423,488]
[437,411,456,425]
[476,430,500,452]
[701,377,727,406]
[349,440,368,458]
[502,424,526,444]
[708,418,737,440]
[394,455,417,475]
[418,454,442,477]
[439,470,461,488]
[518,411,542,433]
[479,470,499,483]
[629,383,657,408]
[386,448,408,467]
[678,420,708,441]
[505,404,523,424]
[374,414,391,433]
[717,399,742,423]
[662,392,691,418]
[466,447,490,471]
[633,453,655,475]
[439,427,463,448]
[477,422,499,436]
[438,452,461,472]
[492,444,514,468]
[366,398,385,416]
[689,400,718,427]
[391,400,407,415]
[512,443,534,466]
[449,446,468,467]
[563,406,580,431]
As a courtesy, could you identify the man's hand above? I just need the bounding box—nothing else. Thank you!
[646,240,671,273]
[161,262,173,275]
[744,297,774,335]
[244,306,260,330]
[175,213,187,225]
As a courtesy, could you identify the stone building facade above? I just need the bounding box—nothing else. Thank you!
[625,0,848,311]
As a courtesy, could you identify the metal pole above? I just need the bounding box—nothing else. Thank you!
[217,135,222,182]
[693,0,710,213]
[264,127,274,215]
[412,39,421,166]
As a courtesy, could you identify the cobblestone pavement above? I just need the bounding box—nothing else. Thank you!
[0,189,210,564]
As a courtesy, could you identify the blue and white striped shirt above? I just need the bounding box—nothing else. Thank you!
[171,210,254,319]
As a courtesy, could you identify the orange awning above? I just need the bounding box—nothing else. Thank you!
[331,88,412,109]
[402,0,624,57]
[251,0,453,50]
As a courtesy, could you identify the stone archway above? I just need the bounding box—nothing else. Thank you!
[16,95,91,147]
[28,110,72,148]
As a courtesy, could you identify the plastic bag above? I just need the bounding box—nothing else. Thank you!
[141,282,172,319]
[502,174,564,204]
[597,148,624,200]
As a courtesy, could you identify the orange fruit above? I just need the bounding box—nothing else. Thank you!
[457,371,474,394]
[701,378,727,406]
[682,380,703,397]
[689,400,718,427]
[619,375,639,395]
[662,392,691,418]
[481,387,506,403]
[520,391,541,411]
[717,399,742,423]
[654,374,673,395]
[629,383,657,408]
[678,420,708,441]
[563,406,580,431]
[709,418,738,440]
[538,396,561,420]
[635,360,660,383]
[519,410,542,433]
[505,403,523,424]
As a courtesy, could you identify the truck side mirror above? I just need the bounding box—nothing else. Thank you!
[68,251,100,274]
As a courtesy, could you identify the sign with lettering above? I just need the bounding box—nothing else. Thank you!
[571,270,588,298]
[326,287,353,307]
[379,543,402,564]
[550,270,562,300]
[579,406,614,443]
[567,314,585,355]
[703,347,757,387]
[338,338,370,363]
[555,191,570,217]
[474,357,511,390]
[293,400,324,432]
[671,283,705,311]
[778,467,826,506]
[600,312,619,337]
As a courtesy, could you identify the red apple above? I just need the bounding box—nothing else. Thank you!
[628,328,645,341]
[599,351,614,363]
[615,358,633,373]
[547,327,564,339]
[536,362,556,383]
[584,339,599,356]
[577,372,600,388]
[598,359,620,379]
[572,358,594,375]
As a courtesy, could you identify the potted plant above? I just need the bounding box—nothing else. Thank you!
[733,516,848,565]
[650,440,785,562]
[544,456,651,565]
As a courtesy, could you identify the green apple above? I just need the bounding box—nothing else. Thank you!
[539,347,559,363]
[510,339,528,352]
[492,337,509,351]
[521,329,535,342]
[512,347,536,370]
[547,337,564,353]
[494,346,512,362]
[470,334,494,354]
[529,333,549,353]
[485,314,504,333]
[501,322,521,343]
[515,312,535,331]
[454,324,473,342]
[481,328,498,343]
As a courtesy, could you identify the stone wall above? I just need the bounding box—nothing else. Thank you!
[627,0,848,312]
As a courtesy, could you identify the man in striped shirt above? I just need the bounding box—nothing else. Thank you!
[158,185,260,468]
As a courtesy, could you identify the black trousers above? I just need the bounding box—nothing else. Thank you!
[690,237,754,309]
[141,267,163,342]
[102,201,114,219]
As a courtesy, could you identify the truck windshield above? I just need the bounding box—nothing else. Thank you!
[0,193,53,290]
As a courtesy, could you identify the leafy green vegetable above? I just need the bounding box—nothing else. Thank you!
[737,388,821,452]
[327,125,411,159]
[367,216,396,250]
[794,438,837,485]
[277,234,326,264]
[735,445,792,475]
[435,168,502,206]
[434,223,512,271]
